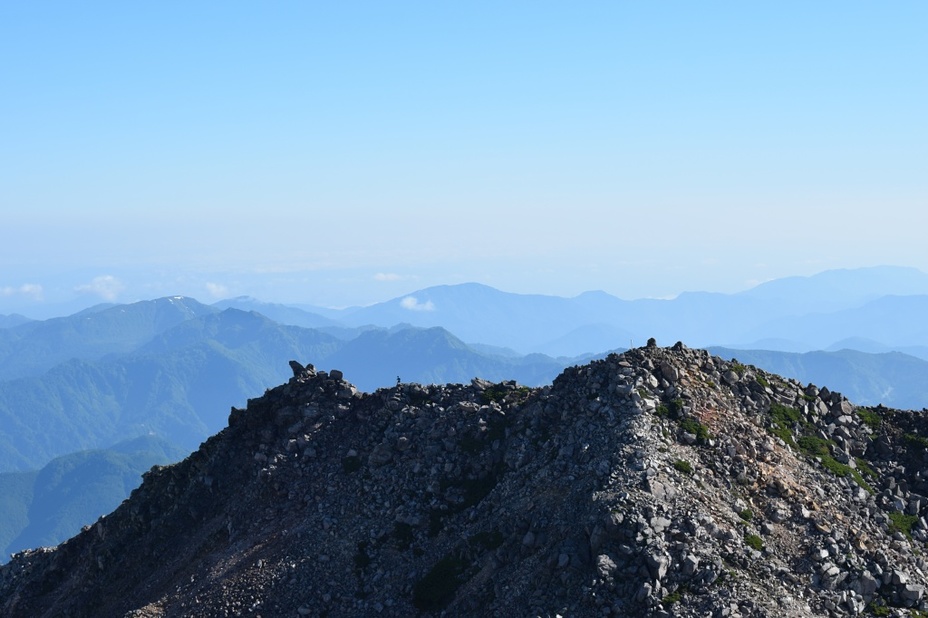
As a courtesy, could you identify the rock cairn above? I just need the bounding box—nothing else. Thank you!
[2,343,928,617]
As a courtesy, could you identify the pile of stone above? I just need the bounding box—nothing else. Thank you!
[2,343,928,617]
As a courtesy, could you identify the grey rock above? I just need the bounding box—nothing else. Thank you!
[682,554,700,576]
[901,583,924,603]
[596,554,618,580]
[891,569,910,585]
[645,551,669,580]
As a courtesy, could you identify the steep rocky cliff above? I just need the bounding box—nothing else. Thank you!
[2,343,928,617]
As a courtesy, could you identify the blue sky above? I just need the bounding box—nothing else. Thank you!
[2,2,926,316]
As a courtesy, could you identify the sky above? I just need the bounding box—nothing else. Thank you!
[2,2,926,317]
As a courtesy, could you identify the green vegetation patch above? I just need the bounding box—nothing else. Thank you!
[480,383,529,405]
[764,404,872,491]
[769,424,795,447]
[770,404,803,426]
[755,376,769,389]
[738,509,753,522]
[679,417,711,444]
[855,407,882,432]
[796,435,831,458]
[769,403,805,447]
[673,459,693,475]
[657,399,685,420]
[889,512,918,540]
[848,469,874,494]
[795,435,874,493]
[905,433,928,450]
[855,457,878,479]
[745,534,764,551]
[661,589,682,608]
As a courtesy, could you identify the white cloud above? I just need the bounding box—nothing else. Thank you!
[74,275,125,301]
[374,272,403,281]
[400,296,435,311]
[205,282,229,298]
[0,283,44,300]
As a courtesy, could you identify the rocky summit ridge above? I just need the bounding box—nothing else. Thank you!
[3,342,928,617]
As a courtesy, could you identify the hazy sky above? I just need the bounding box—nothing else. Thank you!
[3,2,926,316]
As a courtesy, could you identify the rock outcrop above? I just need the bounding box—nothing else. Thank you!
[2,343,928,617]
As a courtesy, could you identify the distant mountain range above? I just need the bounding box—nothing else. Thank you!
[2,265,928,561]
[216,265,928,358]
[0,314,32,330]
[0,297,217,381]
[3,266,928,471]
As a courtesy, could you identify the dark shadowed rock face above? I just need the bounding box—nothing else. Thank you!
[3,345,928,617]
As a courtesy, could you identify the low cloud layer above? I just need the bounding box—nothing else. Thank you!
[205,282,229,298]
[400,296,435,312]
[74,275,125,301]
[0,283,43,300]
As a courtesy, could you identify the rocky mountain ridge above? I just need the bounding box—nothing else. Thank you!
[2,343,928,617]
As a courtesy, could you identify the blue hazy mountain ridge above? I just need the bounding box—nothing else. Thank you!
[321,267,928,356]
[0,469,35,560]
[735,266,928,313]
[707,347,928,410]
[737,295,928,354]
[210,299,386,342]
[211,297,341,329]
[336,283,652,354]
[323,326,570,390]
[0,436,188,562]
[337,283,587,353]
[0,297,218,381]
[822,337,928,360]
[536,323,636,358]
[0,314,34,329]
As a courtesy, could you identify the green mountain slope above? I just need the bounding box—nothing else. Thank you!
[0,436,188,561]
[0,297,216,381]
[0,309,342,471]
[0,470,37,556]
